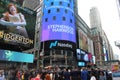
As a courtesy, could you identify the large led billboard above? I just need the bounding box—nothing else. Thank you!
[78,29,88,51]
[76,49,92,62]
[78,62,85,67]
[0,0,36,51]
[0,49,34,63]
[41,0,76,43]
[44,40,76,51]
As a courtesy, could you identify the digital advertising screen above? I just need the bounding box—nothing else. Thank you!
[76,49,92,62]
[78,62,85,67]
[78,30,88,51]
[41,0,76,43]
[0,0,36,51]
[43,40,76,51]
[0,49,34,63]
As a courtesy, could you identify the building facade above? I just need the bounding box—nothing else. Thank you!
[32,0,94,68]
[0,0,114,69]
[90,7,114,66]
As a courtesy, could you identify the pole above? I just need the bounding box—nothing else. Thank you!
[36,0,43,69]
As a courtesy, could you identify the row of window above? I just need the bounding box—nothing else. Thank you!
[44,16,73,23]
[46,0,72,3]
[46,1,72,8]
[47,8,73,16]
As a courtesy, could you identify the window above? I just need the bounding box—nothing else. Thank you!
[51,2,54,6]
[57,8,60,12]
[53,16,56,20]
[62,17,66,21]
[70,19,72,23]
[68,4,70,7]
[48,10,51,13]
[65,9,68,14]
[59,1,62,5]
[69,0,72,2]
[45,18,48,22]
[72,13,73,16]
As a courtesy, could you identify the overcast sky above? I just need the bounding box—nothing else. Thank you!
[77,0,120,59]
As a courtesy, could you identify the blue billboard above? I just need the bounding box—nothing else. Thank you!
[0,49,34,63]
[41,0,76,43]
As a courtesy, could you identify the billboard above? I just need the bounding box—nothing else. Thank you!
[0,0,36,51]
[78,62,85,67]
[76,49,92,62]
[0,49,34,63]
[44,40,76,51]
[78,29,88,51]
[41,0,76,43]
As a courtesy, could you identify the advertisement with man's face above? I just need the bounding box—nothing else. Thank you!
[0,0,36,50]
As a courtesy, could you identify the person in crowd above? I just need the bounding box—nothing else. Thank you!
[62,68,71,80]
[45,72,51,80]
[107,72,113,80]
[15,70,21,80]
[99,71,106,80]
[81,67,88,80]
[92,68,100,80]
[90,72,96,80]
[0,3,28,38]
[71,68,79,80]
[0,71,5,80]
[31,71,42,80]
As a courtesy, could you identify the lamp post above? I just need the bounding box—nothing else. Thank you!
[40,50,44,69]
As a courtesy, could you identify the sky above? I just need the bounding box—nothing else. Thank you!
[77,0,120,59]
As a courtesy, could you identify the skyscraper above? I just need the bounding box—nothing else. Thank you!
[89,7,103,65]
[116,0,120,18]
[89,7,102,34]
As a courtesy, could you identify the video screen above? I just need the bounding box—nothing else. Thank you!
[76,49,89,61]
[0,0,36,50]
[41,0,76,43]
[78,30,88,51]
[78,62,85,67]
[43,40,76,51]
[0,49,34,63]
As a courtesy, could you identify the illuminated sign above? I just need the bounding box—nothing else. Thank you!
[0,49,34,63]
[76,49,91,61]
[0,31,33,45]
[78,30,88,51]
[78,62,85,67]
[49,41,73,49]
[43,40,76,50]
[0,1,36,50]
[41,0,76,43]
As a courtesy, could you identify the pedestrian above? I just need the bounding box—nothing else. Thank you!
[99,71,106,80]
[81,67,88,80]
[31,71,42,80]
[90,72,96,80]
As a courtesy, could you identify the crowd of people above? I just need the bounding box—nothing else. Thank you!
[0,66,113,80]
